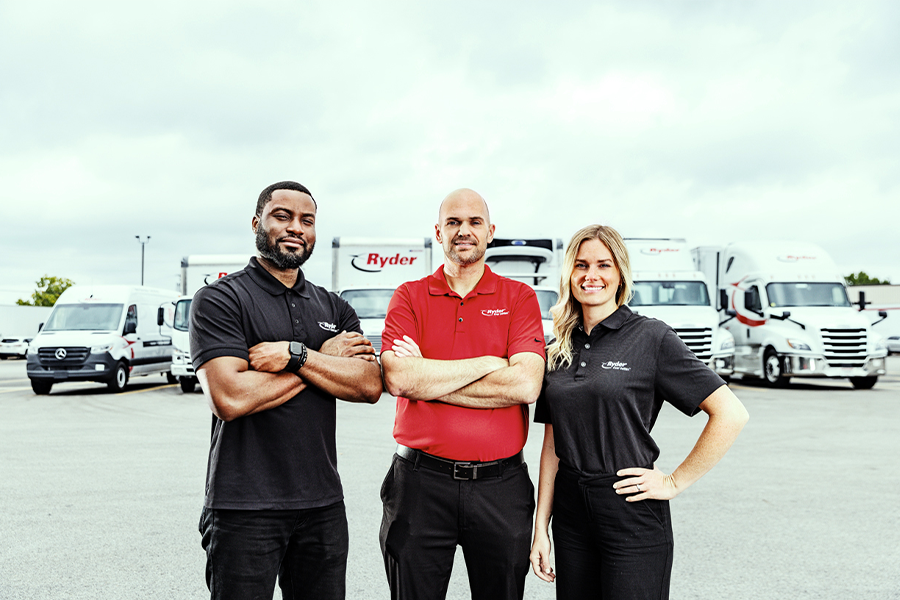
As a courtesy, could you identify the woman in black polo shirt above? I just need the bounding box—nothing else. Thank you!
[529,224,749,599]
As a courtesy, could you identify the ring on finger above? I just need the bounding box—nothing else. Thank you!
[635,483,641,492]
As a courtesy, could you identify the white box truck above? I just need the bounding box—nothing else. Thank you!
[168,255,251,392]
[692,241,889,388]
[26,285,180,394]
[485,238,564,344]
[332,237,432,354]
[625,239,735,377]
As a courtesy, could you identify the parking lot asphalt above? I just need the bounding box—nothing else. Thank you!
[1,357,899,599]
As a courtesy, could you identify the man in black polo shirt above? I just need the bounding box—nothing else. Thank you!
[190,181,383,600]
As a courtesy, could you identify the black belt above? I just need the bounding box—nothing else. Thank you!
[396,444,524,480]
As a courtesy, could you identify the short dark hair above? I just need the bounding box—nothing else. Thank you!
[256,181,316,216]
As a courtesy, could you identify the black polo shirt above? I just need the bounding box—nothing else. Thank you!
[190,257,362,510]
[534,305,725,475]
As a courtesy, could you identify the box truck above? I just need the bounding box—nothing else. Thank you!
[26,285,179,394]
[332,237,432,354]
[167,255,251,392]
[625,238,735,377]
[485,238,564,344]
[692,241,888,388]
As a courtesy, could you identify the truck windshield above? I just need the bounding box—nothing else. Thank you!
[174,299,191,332]
[341,289,395,319]
[534,290,559,319]
[630,281,709,306]
[43,304,124,331]
[765,283,851,307]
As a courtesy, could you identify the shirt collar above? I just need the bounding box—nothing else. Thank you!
[427,264,499,298]
[245,256,310,298]
[577,304,633,335]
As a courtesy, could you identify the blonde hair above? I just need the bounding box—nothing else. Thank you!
[546,225,633,371]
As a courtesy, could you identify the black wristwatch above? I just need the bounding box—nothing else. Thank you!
[286,341,308,373]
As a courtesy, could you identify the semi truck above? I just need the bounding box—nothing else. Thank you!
[625,238,735,377]
[26,285,179,394]
[485,238,564,344]
[332,237,432,354]
[168,255,251,392]
[692,241,888,388]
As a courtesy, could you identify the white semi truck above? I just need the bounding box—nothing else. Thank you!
[484,238,564,344]
[625,238,735,377]
[168,255,251,392]
[692,241,888,388]
[332,237,432,354]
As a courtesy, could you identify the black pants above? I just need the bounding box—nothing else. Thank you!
[199,502,349,600]
[553,466,673,600]
[379,452,535,600]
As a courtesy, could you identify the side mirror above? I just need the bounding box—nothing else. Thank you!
[725,309,737,317]
[879,310,888,318]
[857,291,868,311]
[719,289,728,311]
[781,310,791,319]
[157,307,165,327]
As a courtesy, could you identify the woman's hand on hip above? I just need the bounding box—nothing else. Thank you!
[614,465,679,502]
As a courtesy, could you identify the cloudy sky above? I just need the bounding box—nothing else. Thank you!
[2,0,898,304]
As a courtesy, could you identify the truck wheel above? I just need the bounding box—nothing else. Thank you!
[850,376,877,390]
[30,379,52,395]
[763,349,790,388]
[179,377,196,393]
[107,362,129,393]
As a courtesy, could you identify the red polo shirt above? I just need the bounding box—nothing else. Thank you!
[382,265,546,461]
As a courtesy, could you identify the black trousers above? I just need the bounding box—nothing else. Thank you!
[379,452,535,600]
[552,466,673,600]
[199,502,349,600]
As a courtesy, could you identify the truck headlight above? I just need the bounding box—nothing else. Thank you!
[719,337,734,351]
[874,339,887,353]
[787,338,811,351]
[90,344,114,354]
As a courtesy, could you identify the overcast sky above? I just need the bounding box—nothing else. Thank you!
[2,0,898,304]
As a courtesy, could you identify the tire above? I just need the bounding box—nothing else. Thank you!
[166,371,177,385]
[107,362,129,393]
[763,349,790,388]
[179,377,196,393]
[30,379,52,395]
[850,376,877,390]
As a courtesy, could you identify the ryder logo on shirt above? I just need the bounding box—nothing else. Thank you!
[318,321,338,332]
[481,308,510,317]
[601,361,631,371]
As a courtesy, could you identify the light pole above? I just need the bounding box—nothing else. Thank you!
[135,236,150,285]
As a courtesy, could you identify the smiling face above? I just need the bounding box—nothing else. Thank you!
[570,238,621,320]
[435,189,495,267]
[252,189,317,270]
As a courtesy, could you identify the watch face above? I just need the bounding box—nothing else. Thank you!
[290,341,303,356]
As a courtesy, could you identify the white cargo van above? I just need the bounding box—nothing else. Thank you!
[692,241,888,388]
[485,238,564,344]
[625,239,734,377]
[167,255,251,392]
[332,237,432,354]
[26,285,179,394]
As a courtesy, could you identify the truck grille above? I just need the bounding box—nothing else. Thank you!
[38,346,90,365]
[821,328,867,367]
[673,327,713,361]
[369,334,383,353]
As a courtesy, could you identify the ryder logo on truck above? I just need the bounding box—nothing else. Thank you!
[351,252,420,273]
[640,247,681,256]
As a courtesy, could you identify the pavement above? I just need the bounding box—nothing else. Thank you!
[1,357,899,599]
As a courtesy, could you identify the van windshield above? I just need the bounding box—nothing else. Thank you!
[341,289,395,319]
[630,281,710,306]
[534,290,559,320]
[174,299,191,332]
[766,283,851,308]
[43,304,124,331]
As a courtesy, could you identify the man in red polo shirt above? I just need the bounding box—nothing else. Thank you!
[380,188,546,600]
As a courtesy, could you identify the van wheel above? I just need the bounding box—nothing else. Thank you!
[31,379,53,395]
[763,349,790,388]
[108,362,129,392]
[850,376,877,390]
[179,377,196,393]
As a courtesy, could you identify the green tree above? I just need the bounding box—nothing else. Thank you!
[844,271,891,286]
[16,275,76,307]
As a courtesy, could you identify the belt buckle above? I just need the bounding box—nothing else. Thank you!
[452,462,476,480]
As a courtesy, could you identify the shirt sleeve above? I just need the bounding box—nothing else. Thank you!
[334,293,364,336]
[654,328,725,417]
[507,284,547,359]
[189,284,250,369]
[381,283,417,353]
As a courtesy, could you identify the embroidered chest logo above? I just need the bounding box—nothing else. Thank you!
[318,321,338,332]
[481,308,510,317]
[601,361,630,371]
